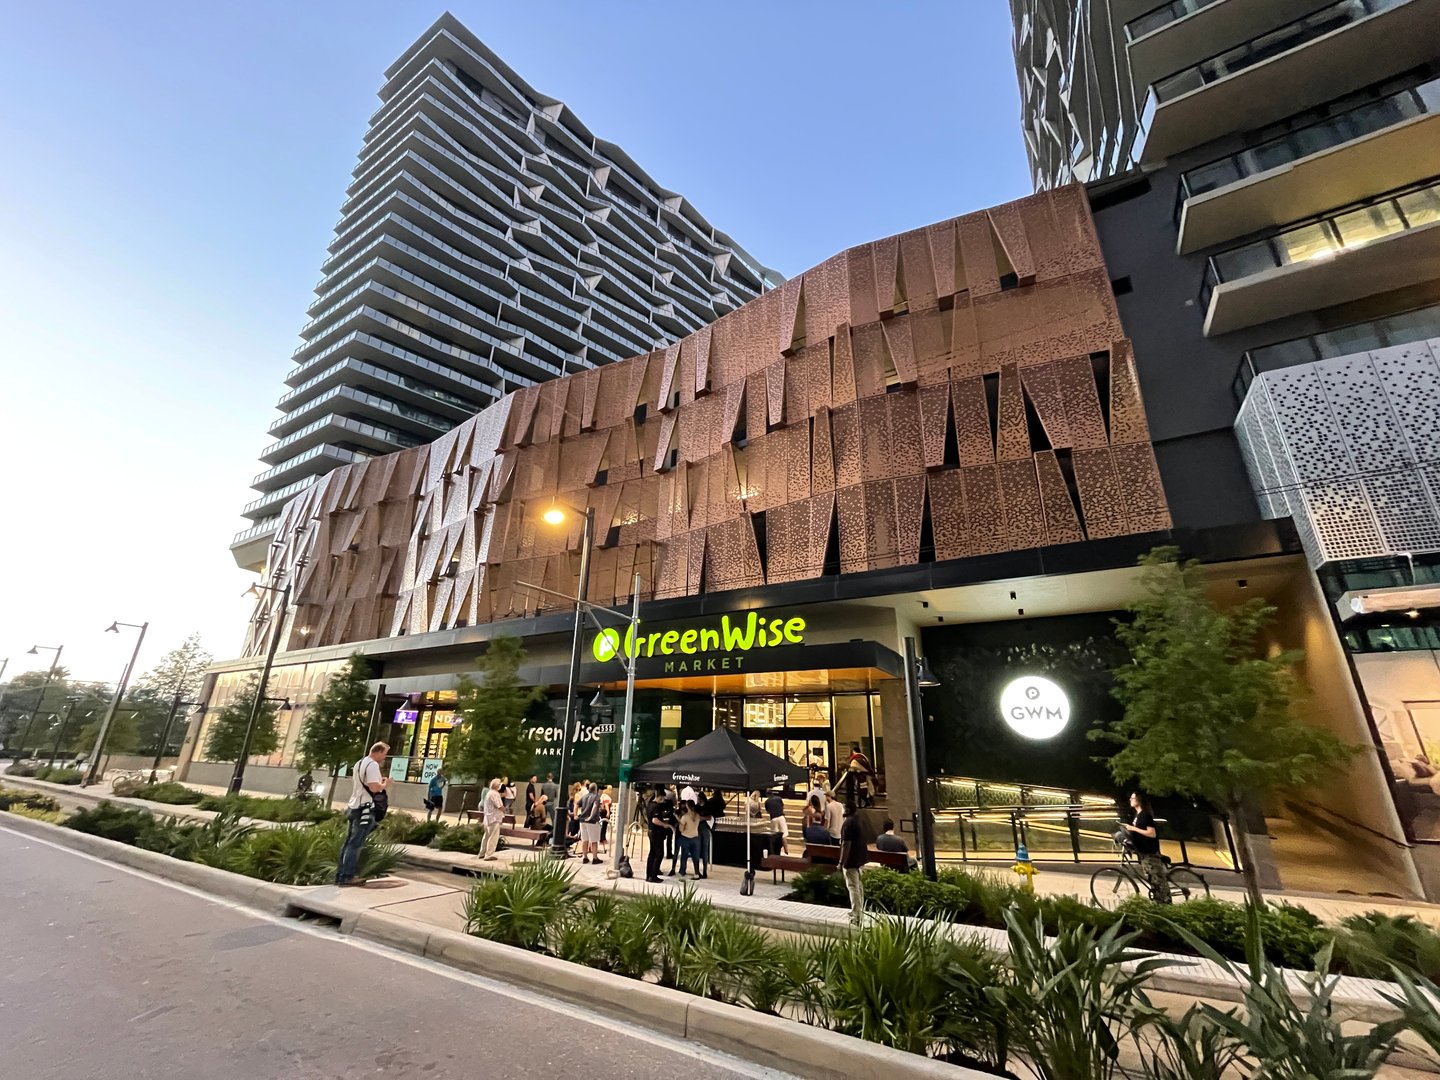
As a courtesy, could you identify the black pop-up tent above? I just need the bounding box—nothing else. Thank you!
[630,726,808,891]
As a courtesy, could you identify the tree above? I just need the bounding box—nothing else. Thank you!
[204,674,281,765]
[1093,547,1356,904]
[1,668,76,748]
[131,633,212,753]
[445,637,543,793]
[295,654,374,805]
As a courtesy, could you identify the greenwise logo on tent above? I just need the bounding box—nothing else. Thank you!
[591,611,806,672]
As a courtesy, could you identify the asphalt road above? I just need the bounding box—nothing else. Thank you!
[0,826,790,1080]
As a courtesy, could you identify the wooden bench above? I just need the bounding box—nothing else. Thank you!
[760,842,912,883]
[501,824,549,848]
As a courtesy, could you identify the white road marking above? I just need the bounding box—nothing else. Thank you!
[0,824,795,1080]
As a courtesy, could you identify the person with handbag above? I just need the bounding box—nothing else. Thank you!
[335,741,390,887]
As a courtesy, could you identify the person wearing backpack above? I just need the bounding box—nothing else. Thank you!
[335,741,390,887]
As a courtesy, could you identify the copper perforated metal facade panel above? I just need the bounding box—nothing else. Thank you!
[244,185,1171,657]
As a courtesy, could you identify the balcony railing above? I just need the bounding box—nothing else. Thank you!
[1231,299,1440,401]
[1125,0,1224,42]
[231,518,281,547]
[1152,0,1407,103]
[1200,177,1440,309]
[1181,73,1440,202]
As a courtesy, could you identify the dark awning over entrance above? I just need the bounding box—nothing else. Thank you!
[629,726,808,791]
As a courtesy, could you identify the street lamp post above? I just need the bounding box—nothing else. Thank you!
[517,572,642,875]
[549,504,594,858]
[48,698,82,766]
[230,578,293,794]
[84,621,149,787]
[902,636,941,880]
[18,644,64,756]
[150,696,200,785]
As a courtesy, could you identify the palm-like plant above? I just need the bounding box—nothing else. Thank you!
[1134,1004,1246,1080]
[996,911,1168,1080]
[679,909,773,1005]
[463,857,584,950]
[1166,905,1404,1080]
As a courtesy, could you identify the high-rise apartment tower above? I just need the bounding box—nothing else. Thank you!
[234,13,779,569]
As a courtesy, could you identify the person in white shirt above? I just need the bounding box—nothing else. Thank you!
[335,741,390,886]
[824,790,845,842]
[480,778,506,861]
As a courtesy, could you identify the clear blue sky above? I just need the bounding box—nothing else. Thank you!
[0,1,1029,684]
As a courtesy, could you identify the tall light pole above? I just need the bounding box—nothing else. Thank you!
[150,695,201,784]
[49,697,83,766]
[515,570,641,875]
[902,636,941,881]
[543,501,593,858]
[18,644,64,756]
[230,578,292,794]
[84,621,148,786]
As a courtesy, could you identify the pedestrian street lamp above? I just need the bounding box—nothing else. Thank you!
[18,644,65,756]
[519,497,643,867]
[519,569,642,876]
[230,574,294,794]
[82,621,149,786]
[902,636,942,881]
[147,649,206,784]
[48,696,86,766]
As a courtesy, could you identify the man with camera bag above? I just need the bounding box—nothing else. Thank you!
[335,741,390,887]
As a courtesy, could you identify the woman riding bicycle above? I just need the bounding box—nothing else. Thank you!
[1122,792,1169,904]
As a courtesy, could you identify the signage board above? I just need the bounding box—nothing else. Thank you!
[999,676,1071,740]
[590,611,807,675]
[394,708,420,725]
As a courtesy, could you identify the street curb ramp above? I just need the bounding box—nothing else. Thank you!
[0,812,985,1080]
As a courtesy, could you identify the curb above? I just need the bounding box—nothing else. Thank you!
[0,810,296,915]
[0,811,991,1080]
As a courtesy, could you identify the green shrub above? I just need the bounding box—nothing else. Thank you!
[1173,906,1404,1079]
[606,901,660,981]
[432,825,485,854]
[64,802,160,845]
[677,907,775,1006]
[997,911,1168,1080]
[1330,911,1440,981]
[377,814,447,846]
[35,766,82,785]
[628,885,715,988]
[1118,896,1326,971]
[463,858,581,950]
[822,918,1012,1059]
[0,785,61,813]
[195,793,339,824]
[787,866,847,906]
[133,782,205,805]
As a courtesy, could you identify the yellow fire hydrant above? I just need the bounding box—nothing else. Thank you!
[1011,842,1038,893]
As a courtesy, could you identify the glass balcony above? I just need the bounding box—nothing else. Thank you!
[232,518,281,547]
[1232,300,1440,400]
[253,445,365,488]
[269,385,452,439]
[1153,0,1407,103]
[1125,0,1225,41]
[1181,74,1440,201]
[1200,178,1440,309]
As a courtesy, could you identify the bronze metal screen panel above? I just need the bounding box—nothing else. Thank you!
[243,185,1174,657]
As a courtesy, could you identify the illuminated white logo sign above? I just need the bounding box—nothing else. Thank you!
[1000,676,1070,740]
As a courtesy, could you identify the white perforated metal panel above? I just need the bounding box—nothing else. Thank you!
[1235,342,1440,567]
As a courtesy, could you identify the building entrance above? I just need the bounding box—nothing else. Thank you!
[713,692,885,794]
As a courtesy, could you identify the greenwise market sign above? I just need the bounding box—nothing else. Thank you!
[591,612,807,674]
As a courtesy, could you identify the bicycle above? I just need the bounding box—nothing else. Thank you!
[1089,828,1209,906]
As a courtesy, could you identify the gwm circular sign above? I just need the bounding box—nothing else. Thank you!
[999,676,1071,740]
